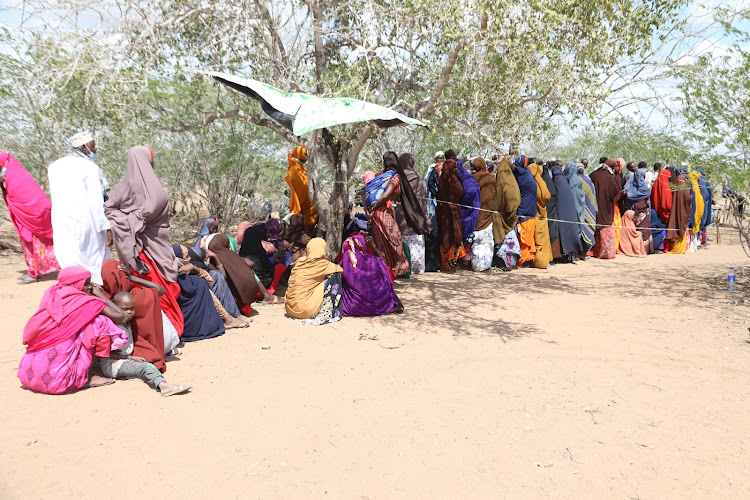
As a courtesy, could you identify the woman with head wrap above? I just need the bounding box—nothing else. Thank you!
[450,154,481,243]
[589,159,622,259]
[696,169,712,245]
[626,168,653,253]
[512,156,538,265]
[577,163,598,253]
[285,238,343,324]
[239,224,286,294]
[424,152,445,222]
[551,163,584,260]
[194,218,219,248]
[284,213,313,263]
[436,159,466,270]
[0,152,60,283]
[365,152,410,276]
[469,157,496,271]
[234,220,253,247]
[104,146,184,337]
[666,168,693,254]
[612,158,627,249]
[617,210,647,257]
[173,244,250,329]
[208,234,262,314]
[168,245,225,342]
[285,146,319,232]
[339,234,403,317]
[528,162,552,269]
[17,266,129,394]
[491,158,521,270]
[651,167,674,224]
[394,152,430,275]
[564,162,586,254]
[650,208,668,252]
[541,163,560,257]
[688,170,705,239]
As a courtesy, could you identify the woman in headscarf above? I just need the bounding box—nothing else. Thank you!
[0,152,60,283]
[100,259,172,372]
[366,152,410,276]
[234,220,253,247]
[564,162,586,255]
[285,146,319,232]
[208,234,261,315]
[194,218,219,248]
[650,208,668,252]
[589,160,622,259]
[448,152,481,243]
[688,170,705,242]
[339,234,403,317]
[436,159,466,270]
[491,158,522,270]
[469,157,496,271]
[626,168,653,253]
[696,169,712,245]
[528,162,552,269]
[283,213,313,263]
[285,238,343,325]
[651,167,673,224]
[577,163,598,253]
[551,163,583,260]
[239,224,287,294]
[424,151,444,222]
[541,163,560,257]
[512,156,538,265]
[612,158,626,248]
[667,168,693,254]
[18,266,129,394]
[617,210,647,257]
[394,152,430,275]
[169,245,226,342]
[104,146,183,336]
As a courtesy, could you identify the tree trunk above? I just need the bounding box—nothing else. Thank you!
[325,153,348,259]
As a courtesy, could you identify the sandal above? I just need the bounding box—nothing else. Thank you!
[18,275,39,285]
[166,348,183,357]
[161,385,191,397]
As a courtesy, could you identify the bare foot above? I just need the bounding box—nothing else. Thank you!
[262,295,284,305]
[225,315,252,328]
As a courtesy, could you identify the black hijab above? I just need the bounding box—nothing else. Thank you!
[384,151,429,235]
[239,224,275,285]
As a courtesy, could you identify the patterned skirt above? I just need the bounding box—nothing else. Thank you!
[593,226,617,259]
[21,234,60,278]
[402,234,425,275]
[291,273,343,325]
[470,224,494,272]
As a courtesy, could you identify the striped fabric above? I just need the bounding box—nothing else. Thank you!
[578,171,598,252]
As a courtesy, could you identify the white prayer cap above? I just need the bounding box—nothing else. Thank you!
[68,131,95,148]
[435,151,445,160]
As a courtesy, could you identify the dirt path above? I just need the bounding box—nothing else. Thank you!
[1,224,748,498]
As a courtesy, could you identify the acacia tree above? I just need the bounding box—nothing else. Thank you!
[3,0,687,253]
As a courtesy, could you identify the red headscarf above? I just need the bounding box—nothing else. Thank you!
[0,152,54,241]
[22,267,105,352]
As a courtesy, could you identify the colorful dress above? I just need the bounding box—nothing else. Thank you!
[370,173,409,276]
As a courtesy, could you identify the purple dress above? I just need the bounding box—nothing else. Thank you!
[341,235,398,317]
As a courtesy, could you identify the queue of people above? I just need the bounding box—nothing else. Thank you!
[1,137,715,396]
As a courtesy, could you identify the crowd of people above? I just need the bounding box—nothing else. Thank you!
[0,133,716,396]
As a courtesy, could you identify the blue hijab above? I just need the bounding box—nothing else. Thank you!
[455,159,481,239]
[194,218,218,247]
[551,165,583,255]
[513,156,538,221]
[627,168,651,202]
[564,162,585,225]
[650,208,667,250]
[696,169,712,228]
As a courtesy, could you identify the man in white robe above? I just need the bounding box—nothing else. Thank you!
[48,131,112,283]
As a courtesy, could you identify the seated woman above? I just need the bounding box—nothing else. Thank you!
[168,245,226,342]
[208,234,281,316]
[174,244,250,328]
[18,266,129,395]
[194,218,219,248]
[239,224,287,294]
[283,213,312,263]
[285,238,344,325]
[99,259,173,371]
[339,235,403,317]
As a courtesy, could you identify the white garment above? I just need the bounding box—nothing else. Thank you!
[48,156,111,283]
[402,234,425,275]
[162,311,180,353]
[470,223,494,272]
[645,170,655,188]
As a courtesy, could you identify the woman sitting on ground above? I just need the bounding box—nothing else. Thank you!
[18,266,129,394]
[173,244,250,329]
[285,238,344,325]
[194,218,219,248]
[339,234,403,317]
[239,224,287,295]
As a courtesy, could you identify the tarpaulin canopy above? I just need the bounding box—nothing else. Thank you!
[209,71,426,136]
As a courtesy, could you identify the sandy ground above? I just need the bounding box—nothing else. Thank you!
[1,222,749,499]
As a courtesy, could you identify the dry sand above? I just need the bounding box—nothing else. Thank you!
[1,223,749,499]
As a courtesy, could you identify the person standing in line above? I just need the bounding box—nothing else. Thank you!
[47,131,113,283]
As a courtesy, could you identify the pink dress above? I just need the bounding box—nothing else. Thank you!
[1,153,60,277]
